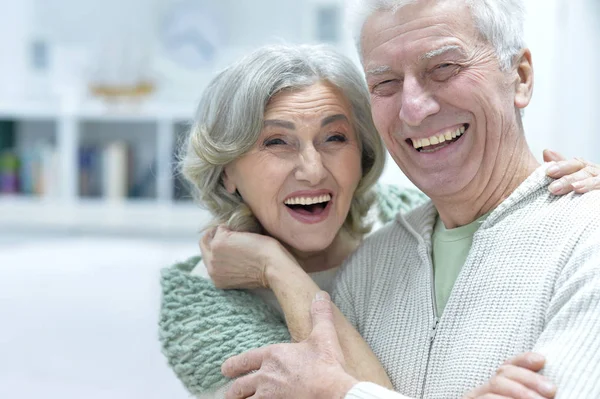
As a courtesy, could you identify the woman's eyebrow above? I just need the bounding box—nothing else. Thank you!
[321,114,349,127]
[263,119,295,129]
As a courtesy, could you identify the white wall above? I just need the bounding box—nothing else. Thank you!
[523,0,600,162]
[0,0,596,190]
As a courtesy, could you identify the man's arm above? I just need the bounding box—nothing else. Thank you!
[222,293,557,399]
[531,230,600,398]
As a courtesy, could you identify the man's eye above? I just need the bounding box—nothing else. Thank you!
[431,63,459,81]
[374,80,394,89]
[372,80,400,96]
[264,138,286,146]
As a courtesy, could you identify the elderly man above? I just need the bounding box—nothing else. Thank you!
[220,0,600,398]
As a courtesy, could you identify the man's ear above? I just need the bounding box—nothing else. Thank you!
[514,48,534,109]
[222,167,237,194]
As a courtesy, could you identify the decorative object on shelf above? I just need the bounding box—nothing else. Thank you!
[154,0,224,101]
[160,0,223,70]
[88,39,156,103]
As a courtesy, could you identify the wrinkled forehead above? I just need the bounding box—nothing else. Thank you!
[360,1,480,66]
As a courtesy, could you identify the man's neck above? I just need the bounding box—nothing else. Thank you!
[433,143,540,229]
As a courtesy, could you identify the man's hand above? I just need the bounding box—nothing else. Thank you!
[222,292,358,399]
[463,352,557,399]
[544,149,600,194]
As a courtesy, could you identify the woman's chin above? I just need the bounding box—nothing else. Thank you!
[280,235,335,256]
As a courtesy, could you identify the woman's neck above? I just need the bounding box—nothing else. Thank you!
[286,229,361,274]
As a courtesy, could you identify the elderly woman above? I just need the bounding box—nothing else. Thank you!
[159,44,597,399]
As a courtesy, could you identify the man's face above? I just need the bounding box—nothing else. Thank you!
[361,0,529,198]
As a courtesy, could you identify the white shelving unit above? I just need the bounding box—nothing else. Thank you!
[0,97,211,236]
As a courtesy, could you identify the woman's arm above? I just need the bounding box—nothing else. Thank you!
[159,257,291,396]
[202,228,394,389]
[267,260,394,389]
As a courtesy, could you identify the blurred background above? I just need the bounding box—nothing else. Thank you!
[0,0,597,398]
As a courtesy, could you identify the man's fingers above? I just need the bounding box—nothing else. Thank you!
[496,365,556,398]
[543,149,566,163]
[222,348,266,379]
[225,373,259,399]
[503,352,545,372]
[311,292,337,340]
[310,291,345,360]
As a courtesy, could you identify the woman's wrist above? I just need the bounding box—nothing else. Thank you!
[263,243,302,288]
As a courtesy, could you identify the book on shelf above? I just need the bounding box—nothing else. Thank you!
[19,142,60,197]
[78,141,131,200]
[102,141,131,201]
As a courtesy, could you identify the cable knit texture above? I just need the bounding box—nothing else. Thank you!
[159,186,428,396]
[159,257,290,394]
[335,165,600,399]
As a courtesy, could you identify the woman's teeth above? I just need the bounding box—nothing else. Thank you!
[284,194,331,206]
[412,125,466,150]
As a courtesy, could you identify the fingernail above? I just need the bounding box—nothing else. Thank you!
[529,352,545,363]
[540,380,557,396]
[548,180,563,193]
[546,164,560,175]
[314,291,328,302]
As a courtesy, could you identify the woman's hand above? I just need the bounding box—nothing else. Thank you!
[200,225,299,290]
[463,352,556,399]
[544,149,600,195]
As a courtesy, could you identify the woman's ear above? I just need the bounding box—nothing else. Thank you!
[514,48,534,110]
[222,167,237,194]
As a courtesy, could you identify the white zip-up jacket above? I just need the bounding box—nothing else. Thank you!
[335,165,600,399]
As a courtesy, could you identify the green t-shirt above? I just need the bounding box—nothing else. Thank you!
[432,212,489,315]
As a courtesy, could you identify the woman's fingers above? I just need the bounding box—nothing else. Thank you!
[542,149,566,163]
[496,364,556,398]
[502,352,545,372]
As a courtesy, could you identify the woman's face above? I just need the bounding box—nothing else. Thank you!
[223,82,363,254]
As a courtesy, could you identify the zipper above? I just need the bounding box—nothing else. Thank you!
[420,240,439,398]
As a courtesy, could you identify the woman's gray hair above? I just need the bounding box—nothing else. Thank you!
[349,0,525,70]
[180,44,386,236]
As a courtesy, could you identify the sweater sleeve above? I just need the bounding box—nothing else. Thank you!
[158,256,291,396]
[532,229,600,398]
[345,382,412,399]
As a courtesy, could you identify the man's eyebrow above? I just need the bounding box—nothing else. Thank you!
[321,114,349,127]
[420,45,464,61]
[365,65,392,77]
[263,119,295,129]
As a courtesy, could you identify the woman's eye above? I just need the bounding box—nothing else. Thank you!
[264,138,286,146]
[326,134,347,143]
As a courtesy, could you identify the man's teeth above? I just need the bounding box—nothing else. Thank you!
[412,125,466,149]
[284,194,331,206]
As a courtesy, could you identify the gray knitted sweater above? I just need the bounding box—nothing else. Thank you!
[335,166,600,399]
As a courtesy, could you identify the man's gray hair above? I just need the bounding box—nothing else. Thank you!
[180,44,386,235]
[349,0,526,70]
